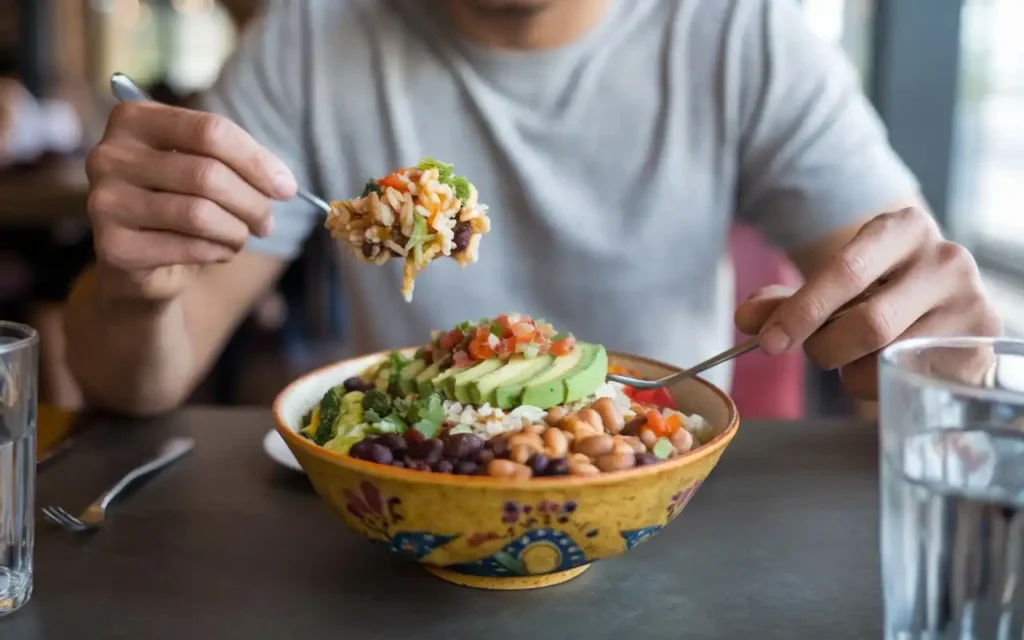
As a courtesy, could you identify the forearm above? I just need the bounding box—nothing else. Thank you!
[64,268,200,416]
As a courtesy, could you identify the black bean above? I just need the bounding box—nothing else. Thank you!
[635,453,659,467]
[621,417,647,437]
[444,433,485,459]
[367,443,394,466]
[433,460,455,474]
[527,453,549,476]
[409,460,432,473]
[546,457,569,476]
[474,448,495,465]
[349,439,374,460]
[488,436,510,458]
[361,242,377,259]
[455,460,479,476]
[418,439,444,465]
[375,434,407,453]
[391,460,406,469]
[343,376,374,393]
[452,221,472,253]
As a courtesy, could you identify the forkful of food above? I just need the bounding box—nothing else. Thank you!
[109,72,492,303]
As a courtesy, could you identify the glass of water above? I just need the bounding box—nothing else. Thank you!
[0,322,38,617]
[881,336,1024,640]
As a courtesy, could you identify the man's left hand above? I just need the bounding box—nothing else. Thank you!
[734,207,1002,400]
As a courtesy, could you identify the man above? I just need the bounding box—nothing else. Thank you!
[66,0,1000,415]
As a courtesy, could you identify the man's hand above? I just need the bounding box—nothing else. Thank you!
[86,102,298,302]
[734,207,1002,400]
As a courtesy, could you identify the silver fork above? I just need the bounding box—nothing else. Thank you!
[42,437,195,533]
[607,288,878,390]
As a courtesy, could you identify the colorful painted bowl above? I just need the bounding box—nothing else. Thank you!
[273,349,740,590]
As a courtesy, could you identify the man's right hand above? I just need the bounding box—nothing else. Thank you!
[85,102,297,301]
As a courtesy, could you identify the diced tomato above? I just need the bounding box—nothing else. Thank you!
[631,388,677,411]
[378,171,408,191]
[550,335,576,357]
[440,329,464,352]
[469,338,495,361]
[499,337,517,358]
[453,350,473,368]
[511,322,536,342]
[663,413,683,436]
[645,409,667,436]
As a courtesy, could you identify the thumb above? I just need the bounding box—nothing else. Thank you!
[734,285,797,336]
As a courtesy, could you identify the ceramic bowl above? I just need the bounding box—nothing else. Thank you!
[273,349,740,590]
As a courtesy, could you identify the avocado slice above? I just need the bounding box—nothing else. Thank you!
[397,359,427,395]
[450,360,503,402]
[470,356,546,405]
[494,354,555,409]
[519,343,588,408]
[564,344,608,402]
[415,357,449,397]
[428,363,464,397]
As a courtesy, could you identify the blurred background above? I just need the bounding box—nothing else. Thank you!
[0,0,1020,418]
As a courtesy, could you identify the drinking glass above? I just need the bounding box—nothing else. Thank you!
[881,336,1024,640]
[0,322,38,617]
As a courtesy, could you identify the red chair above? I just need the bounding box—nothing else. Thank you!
[727,225,805,420]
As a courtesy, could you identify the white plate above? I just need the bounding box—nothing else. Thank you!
[263,429,302,472]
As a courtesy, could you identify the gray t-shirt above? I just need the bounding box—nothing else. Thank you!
[201,0,918,390]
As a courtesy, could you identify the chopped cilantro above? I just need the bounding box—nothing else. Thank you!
[417,157,454,182]
[361,390,392,419]
[415,158,474,203]
[450,176,472,202]
[372,413,408,435]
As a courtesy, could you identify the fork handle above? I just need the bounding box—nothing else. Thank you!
[94,437,195,510]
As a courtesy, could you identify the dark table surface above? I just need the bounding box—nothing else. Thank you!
[3,408,881,639]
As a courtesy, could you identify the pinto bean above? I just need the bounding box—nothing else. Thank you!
[487,459,533,480]
[562,415,596,440]
[596,451,636,472]
[610,437,636,456]
[577,408,604,431]
[542,427,569,458]
[620,436,647,455]
[523,423,547,436]
[508,433,544,453]
[670,428,695,454]
[510,444,534,465]
[574,434,615,458]
[544,406,568,426]
[592,397,624,434]
[568,460,601,477]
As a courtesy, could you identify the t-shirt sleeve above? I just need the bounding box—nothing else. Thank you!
[196,3,318,260]
[734,0,920,251]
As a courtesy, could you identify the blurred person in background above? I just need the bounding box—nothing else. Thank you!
[66,0,1001,416]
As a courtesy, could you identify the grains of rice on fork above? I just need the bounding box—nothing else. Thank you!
[324,159,491,302]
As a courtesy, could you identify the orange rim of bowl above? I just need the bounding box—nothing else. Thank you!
[272,348,740,489]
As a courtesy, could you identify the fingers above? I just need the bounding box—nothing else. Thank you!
[104,102,297,200]
[88,142,273,236]
[733,285,797,335]
[94,225,235,272]
[837,306,999,400]
[90,182,252,251]
[759,208,941,355]
[803,261,949,370]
